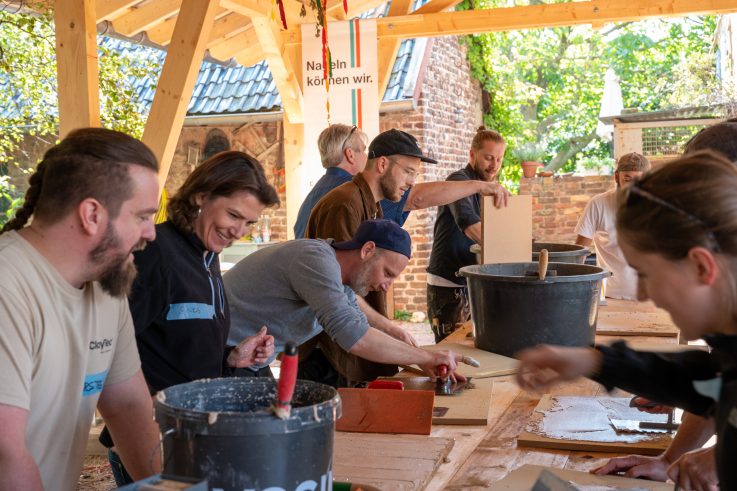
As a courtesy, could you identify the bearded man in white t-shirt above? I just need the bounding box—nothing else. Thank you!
[575,152,651,300]
[0,128,162,490]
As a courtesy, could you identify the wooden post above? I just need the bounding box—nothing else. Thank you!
[141,0,219,190]
[55,0,100,138]
[282,116,304,240]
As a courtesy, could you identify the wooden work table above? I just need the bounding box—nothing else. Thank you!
[421,299,682,490]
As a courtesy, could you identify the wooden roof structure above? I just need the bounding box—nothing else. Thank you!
[40,0,737,195]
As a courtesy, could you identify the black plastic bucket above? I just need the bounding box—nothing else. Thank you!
[155,377,341,491]
[458,263,610,358]
[532,242,590,264]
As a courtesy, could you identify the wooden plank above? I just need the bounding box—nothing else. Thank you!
[417,342,518,379]
[333,432,454,490]
[490,464,673,490]
[596,311,680,337]
[251,16,304,123]
[111,0,181,36]
[336,388,434,435]
[481,194,532,264]
[412,0,464,15]
[95,0,138,22]
[55,0,101,138]
[283,115,304,239]
[146,7,233,47]
[221,0,301,26]
[394,375,494,425]
[517,395,673,456]
[283,0,737,44]
[141,0,219,189]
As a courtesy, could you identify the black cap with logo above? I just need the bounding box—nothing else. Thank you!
[368,129,438,164]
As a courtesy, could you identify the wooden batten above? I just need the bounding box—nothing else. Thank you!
[412,0,463,15]
[207,26,261,60]
[282,117,304,239]
[95,0,139,22]
[55,0,101,138]
[141,0,219,189]
[111,0,180,36]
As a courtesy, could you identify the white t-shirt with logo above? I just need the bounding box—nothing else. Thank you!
[575,189,638,300]
[0,231,141,490]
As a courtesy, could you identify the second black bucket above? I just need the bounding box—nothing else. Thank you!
[155,377,341,491]
[532,242,589,264]
[458,262,609,358]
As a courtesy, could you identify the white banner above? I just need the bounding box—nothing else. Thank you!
[300,19,379,191]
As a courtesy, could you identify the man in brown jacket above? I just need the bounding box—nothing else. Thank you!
[304,129,510,385]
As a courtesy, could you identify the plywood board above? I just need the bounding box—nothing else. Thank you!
[596,310,679,338]
[489,464,673,490]
[337,388,434,435]
[481,194,533,264]
[517,396,673,455]
[419,342,519,378]
[391,375,494,425]
[333,432,454,490]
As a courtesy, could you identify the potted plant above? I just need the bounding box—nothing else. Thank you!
[514,142,547,178]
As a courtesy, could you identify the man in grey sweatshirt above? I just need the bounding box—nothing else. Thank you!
[224,219,460,381]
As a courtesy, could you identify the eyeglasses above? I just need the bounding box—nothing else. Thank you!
[341,125,358,151]
[626,181,721,252]
[388,158,419,179]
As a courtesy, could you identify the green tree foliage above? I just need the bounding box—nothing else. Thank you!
[0,9,160,226]
[460,0,719,188]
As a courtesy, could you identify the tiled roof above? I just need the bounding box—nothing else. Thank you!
[3,0,430,119]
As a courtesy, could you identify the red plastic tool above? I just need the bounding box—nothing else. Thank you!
[275,342,298,418]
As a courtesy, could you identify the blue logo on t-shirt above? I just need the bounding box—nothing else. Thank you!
[82,370,109,397]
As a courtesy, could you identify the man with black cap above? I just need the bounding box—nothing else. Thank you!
[304,129,509,385]
[224,219,463,379]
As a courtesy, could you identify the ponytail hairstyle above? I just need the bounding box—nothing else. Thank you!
[2,128,158,234]
[167,150,280,234]
[471,125,505,151]
[617,150,737,317]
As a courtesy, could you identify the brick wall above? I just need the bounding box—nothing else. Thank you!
[383,36,483,315]
[166,122,288,242]
[520,175,615,243]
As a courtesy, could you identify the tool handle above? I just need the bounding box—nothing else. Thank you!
[367,380,404,390]
[276,342,298,410]
[437,364,448,379]
[538,249,549,280]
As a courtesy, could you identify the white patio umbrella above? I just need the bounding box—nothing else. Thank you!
[596,68,624,142]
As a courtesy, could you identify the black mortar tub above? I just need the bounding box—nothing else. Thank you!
[458,262,610,358]
[532,242,590,264]
[155,377,341,491]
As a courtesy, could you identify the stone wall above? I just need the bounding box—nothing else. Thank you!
[520,174,615,243]
[382,36,483,315]
[166,122,288,242]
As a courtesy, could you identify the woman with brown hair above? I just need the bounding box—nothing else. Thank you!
[516,150,737,490]
[103,150,280,485]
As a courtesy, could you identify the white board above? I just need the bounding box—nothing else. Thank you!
[481,194,532,264]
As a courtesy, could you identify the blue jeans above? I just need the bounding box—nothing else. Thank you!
[107,448,134,487]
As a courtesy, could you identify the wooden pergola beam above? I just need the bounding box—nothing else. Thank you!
[55,0,100,138]
[95,0,138,22]
[146,6,230,46]
[377,0,413,100]
[208,26,261,60]
[284,0,737,44]
[412,0,463,15]
[141,0,219,188]
[111,0,180,36]
[251,16,303,123]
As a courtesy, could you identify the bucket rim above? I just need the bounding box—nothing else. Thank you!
[458,262,610,283]
[154,377,340,421]
[531,242,590,258]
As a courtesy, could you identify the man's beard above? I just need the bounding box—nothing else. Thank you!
[351,255,379,297]
[379,171,402,202]
[474,160,498,182]
[89,224,145,298]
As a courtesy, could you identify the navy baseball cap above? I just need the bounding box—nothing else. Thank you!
[332,219,412,259]
[368,129,438,164]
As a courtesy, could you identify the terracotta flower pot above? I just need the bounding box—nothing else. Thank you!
[521,161,542,178]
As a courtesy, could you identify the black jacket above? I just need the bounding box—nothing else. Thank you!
[132,221,232,392]
[594,336,737,489]
[427,165,481,285]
